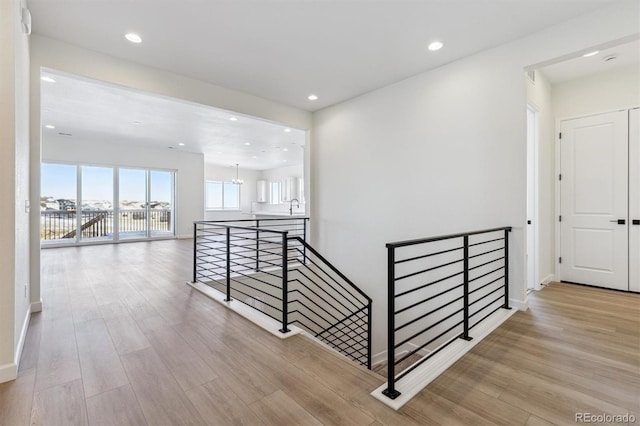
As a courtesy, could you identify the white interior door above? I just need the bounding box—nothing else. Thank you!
[630,108,640,292]
[560,111,629,290]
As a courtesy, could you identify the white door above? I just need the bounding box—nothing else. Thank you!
[630,108,640,292]
[560,111,629,290]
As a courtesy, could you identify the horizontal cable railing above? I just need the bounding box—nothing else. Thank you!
[383,226,512,400]
[192,218,372,368]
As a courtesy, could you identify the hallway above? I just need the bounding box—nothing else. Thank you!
[0,240,637,425]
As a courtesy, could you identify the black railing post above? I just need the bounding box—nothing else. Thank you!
[461,235,472,341]
[280,232,290,333]
[255,219,260,272]
[383,245,401,400]
[303,219,308,263]
[192,223,197,283]
[367,301,372,370]
[225,227,231,302]
[503,229,512,309]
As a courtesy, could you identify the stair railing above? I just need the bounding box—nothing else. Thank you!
[192,218,372,368]
[383,226,512,400]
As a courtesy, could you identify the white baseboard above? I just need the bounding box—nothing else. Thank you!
[541,274,554,286]
[31,299,42,313]
[509,298,529,311]
[0,362,17,383]
[14,307,31,371]
[177,234,192,240]
[371,307,517,410]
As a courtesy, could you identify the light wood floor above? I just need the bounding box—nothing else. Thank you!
[1,240,638,425]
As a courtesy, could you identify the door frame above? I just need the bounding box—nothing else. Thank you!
[526,104,540,291]
[555,105,640,284]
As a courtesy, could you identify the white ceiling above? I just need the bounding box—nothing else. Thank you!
[41,70,306,171]
[29,0,618,112]
[539,39,640,84]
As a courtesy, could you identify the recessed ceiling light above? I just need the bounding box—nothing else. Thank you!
[428,41,444,51]
[284,128,292,133]
[132,121,142,125]
[252,156,258,159]
[229,117,238,121]
[583,51,599,57]
[125,33,142,43]
[168,146,175,149]
[283,160,288,163]
[45,124,55,129]
[603,54,617,62]
[307,94,318,101]
[41,76,56,83]
[244,142,251,146]
[178,143,185,146]
[283,148,289,152]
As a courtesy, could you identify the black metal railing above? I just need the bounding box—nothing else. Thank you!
[192,218,372,368]
[40,208,171,241]
[382,226,512,399]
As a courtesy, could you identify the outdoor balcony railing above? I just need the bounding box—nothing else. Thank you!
[40,208,171,241]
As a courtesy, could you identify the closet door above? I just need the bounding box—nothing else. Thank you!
[630,108,640,292]
[559,111,629,290]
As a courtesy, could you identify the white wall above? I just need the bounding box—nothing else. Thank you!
[552,64,640,119]
[43,136,204,238]
[203,163,260,221]
[311,1,639,355]
[0,0,31,383]
[29,35,312,310]
[527,71,555,285]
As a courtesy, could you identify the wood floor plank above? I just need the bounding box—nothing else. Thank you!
[120,347,205,426]
[85,384,148,426]
[104,314,151,355]
[34,316,82,392]
[186,378,266,426]
[75,318,129,398]
[248,390,322,426]
[0,368,35,426]
[31,379,88,426]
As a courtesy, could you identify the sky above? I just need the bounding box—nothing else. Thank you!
[41,163,173,203]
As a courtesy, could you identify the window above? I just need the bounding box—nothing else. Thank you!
[269,181,281,205]
[206,181,240,210]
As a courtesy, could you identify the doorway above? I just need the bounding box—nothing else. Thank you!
[559,108,639,291]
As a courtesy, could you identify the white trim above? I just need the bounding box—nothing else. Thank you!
[14,306,31,373]
[177,234,192,239]
[370,307,517,410]
[0,363,17,384]
[555,118,562,283]
[540,274,554,286]
[509,297,529,311]
[186,281,303,339]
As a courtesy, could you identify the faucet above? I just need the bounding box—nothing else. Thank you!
[289,198,300,215]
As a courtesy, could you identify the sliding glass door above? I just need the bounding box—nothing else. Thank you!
[40,162,176,245]
[118,168,148,240]
[81,166,114,242]
[149,170,174,238]
[40,163,77,243]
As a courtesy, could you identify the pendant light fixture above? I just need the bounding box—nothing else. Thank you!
[232,163,244,185]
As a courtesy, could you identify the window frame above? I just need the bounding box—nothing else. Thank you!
[205,180,241,211]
